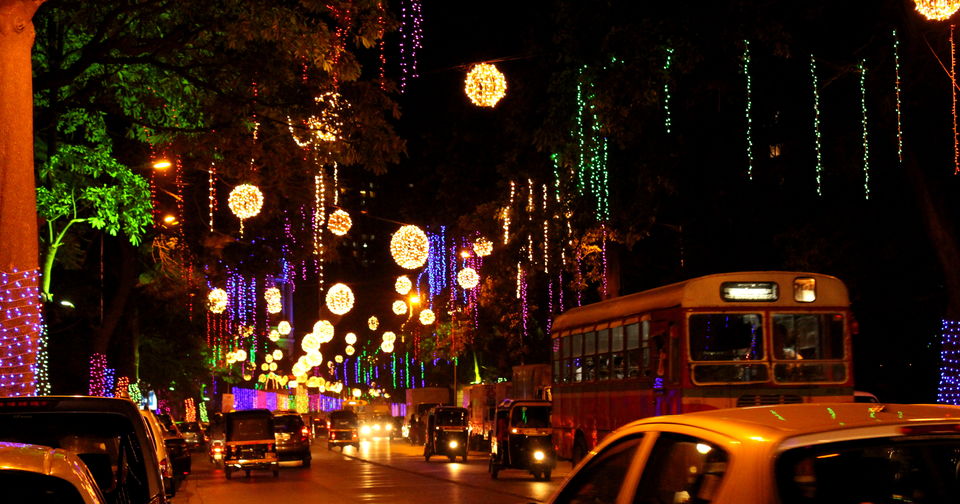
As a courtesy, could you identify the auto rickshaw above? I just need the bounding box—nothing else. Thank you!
[423,406,469,462]
[326,409,359,451]
[223,409,279,479]
[488,399,556,480]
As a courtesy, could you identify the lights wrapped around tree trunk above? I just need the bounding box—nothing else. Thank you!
[208,288,228,313]
[419,308,435,325]
[325,283,355,315]
[327,209,352,236]
[392,300,408,315]
[914,0,960,20]
[390,225,429,269]
[465,63,507,107]
[457,267,480,289]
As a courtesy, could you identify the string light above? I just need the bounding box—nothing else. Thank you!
[0,268,44,396]
[663,47,674,134]
[859,59,871,199]
[810,55,824,197]
[398,0,423,92]
[184,398,196,422]
[368,316,379,330]
[457,268,479,289]
[938,319,960,404]
[503,181,515,245]
[914,0,960,20]
[473,237,493,257]
[419,309,435,325]
[88,353,110,397]
[390,225,429,269]
[427,228,448,297]
[465,63,508,107]
[392,300,407,315]
[954,26,959,175]
[208,161,217,232]
[893,29,904,165]
[742,40,754,180]
[328,209,352,236]
[325,283,355,315]
[395,276,412,295]
[574,66,610,219]
[208,288,228,313]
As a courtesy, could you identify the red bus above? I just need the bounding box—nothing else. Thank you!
[550,271,855,462]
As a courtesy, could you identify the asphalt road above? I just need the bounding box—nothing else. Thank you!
[174,436,572,504]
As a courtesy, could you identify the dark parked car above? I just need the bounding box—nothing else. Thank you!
[273,411,311,467]
[176,421,208,450]
[0,396,168,504]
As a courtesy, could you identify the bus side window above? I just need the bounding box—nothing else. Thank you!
[584,331,597,381]
[626,323,641,378]
[611,326,625,380]
[597,329,610,380]
[562,335,572,383]
[572,333,584,382]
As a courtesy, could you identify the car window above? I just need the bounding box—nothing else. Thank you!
[634,433,728,504]
[0,470,89,504]
[273,415,303,433]
[776,436,960,503]
[554,434,644,504]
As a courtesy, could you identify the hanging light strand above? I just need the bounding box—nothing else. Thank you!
[810,55,824,197]
[742,40,754,180]
[893,29,904,165]
[663,47,674,134]
[859,59,871,199]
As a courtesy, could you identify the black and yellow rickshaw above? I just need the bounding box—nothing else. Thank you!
[423,406,469,462]
[326,409,359,451]
[488,399,555,480]
[223,409,279,479]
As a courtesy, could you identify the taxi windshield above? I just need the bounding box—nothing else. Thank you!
[435,409,465,426]
[511,406,550,428]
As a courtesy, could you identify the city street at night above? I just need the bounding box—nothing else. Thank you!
[177,438,569,504]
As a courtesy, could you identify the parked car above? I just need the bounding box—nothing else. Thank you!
[0,396,167,504]
[0,441,107,503]
[272,410,312,467]
[547,402,960,504]
[140,410,178,498]
[176,420,208,450]
[151,413,191,480]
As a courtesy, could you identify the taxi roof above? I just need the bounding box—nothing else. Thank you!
[628,403,960,442]
[0,441,105,503]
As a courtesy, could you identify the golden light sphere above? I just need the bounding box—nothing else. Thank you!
[269,362,278,372]
[268,330,280,342]
[301,333,321,352]
[345,332,357,345]
[277,321,292,335]
[914,0,960,20]
[272,349,283,361]
[260,363,269,371]
[457,267,480,289]
[473,237,493,257]
[382,331,397,344]
[313,320,335,342]
[327,209,352,236]
[465,63,507,107]
[368,316,379,330]
[325,283,355,315]
[380,341,394,353]
[390,225,429,269]
[207,288,228,313]
[345,345,355,356]
[265,354,274,364]
[395,275,412,295]
[419,309,436,325]
[243,373,252,381]
[306,351,323,367]
[227,184,264,220]
[234,349,247,362]
[392,300,408,315]
[335,355,344,363]
[352,388,362,398]
[264,287,282,314]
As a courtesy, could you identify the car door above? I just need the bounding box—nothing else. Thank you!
[627,428,733,504]
[549,432,648,504]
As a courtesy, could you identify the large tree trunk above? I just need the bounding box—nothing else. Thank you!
[0,0,44,397]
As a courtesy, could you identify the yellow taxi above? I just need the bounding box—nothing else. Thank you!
[547,403,960,504]
[0,441,106,503]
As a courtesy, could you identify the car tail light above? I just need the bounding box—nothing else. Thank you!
[301,426,310,437]
[268,443,274,450]
[900,424,960,436]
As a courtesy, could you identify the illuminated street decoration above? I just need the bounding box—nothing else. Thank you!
[742,40,754,180]
[859,59,871,200]
[893,30,904,165]
[938,319,960,403]
[392,300,408,315]
[810,55,824,197]
[457,267,479,289]
[264,287,282,314]
[345,345,355,356]
[313,320,335,342]
[395,275,412,295]
[327,209,352,236]
[381,341,395,353]
[914,0,960,20]
[306,351,323,367]
[574,67,610,220]
[465,63,507,107]
[382,332,396,343]
[335,355,344,363]
[301,333,321,353]
[368,316,379,330]
[473,237,493,257]
[228,184,263,220]
[325,283,355,315]
[345,332,357,345]
[390,225,429,269]
[419,308,435,325]
[954,27,959,175]
[272,349,283,361]
[662,47,674,133]
[288,91,346,146]
[399,0,423,92]
[277,320,292,335]
[207,288,228,313]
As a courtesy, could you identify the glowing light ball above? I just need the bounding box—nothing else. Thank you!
[227,184,264,220]
[325,283,355,315]
[345,345,355,356]
[243,373,252,381]
[914,0,960,20]
[327,209,352,236]
[419,309,436,325]
[301,333,321,352]
[268,330,280,342]
[258,374,267,383]
[261,363,269,371]
[473,237,493,257]
[306,351,323,367]
[265,354,274,364]
[269,362,278,372]
[292,363,306,376]
[465,63,507,107]
[313,320,335,342]
[380,341,395,353]
[368,316,379,330]
[395,276,412,295]
[272,349,283,361]
[352,388,362,398]
[207,288,228,313]
[382,331,397,344]
[392,300,408,315]
[235,349,247,362]
[457,267,480,289]
[264,287,282,314]
[390,225,429,269]
[335,355,344,363]
[345,333,357,345]
[277,321,292,335]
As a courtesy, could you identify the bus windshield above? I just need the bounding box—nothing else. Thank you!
[772,313,846,383]
[511,406,550,428]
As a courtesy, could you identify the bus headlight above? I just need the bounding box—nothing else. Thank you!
[449,440,459,449]
[533,450,545,461]
[361,425,372,435]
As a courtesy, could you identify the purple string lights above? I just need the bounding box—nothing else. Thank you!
[398,0,423,93]
[0,268,44,397]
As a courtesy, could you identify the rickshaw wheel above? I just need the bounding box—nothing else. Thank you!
[225,467,233,480]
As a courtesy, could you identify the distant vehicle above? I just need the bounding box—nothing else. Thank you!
[359,413,395,439]
[423,406,468,463]
[0,441,107,504]
[207,413,226,465]
[489,399,555,480]
[176,421,208,450]
[551,271,858,463]
[272,411,311,467]
[547,402,960,504]
[0,396,168,503]
[223,409,279,479]
[327,410,359,451]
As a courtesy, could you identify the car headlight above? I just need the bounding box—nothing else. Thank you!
[385,424,393,431]
[449,440,459,449]
[361,425,372,435]
[373,424,381,431]
[533,450,545,461]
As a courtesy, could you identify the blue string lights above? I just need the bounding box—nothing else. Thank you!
[938,319,960,404]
